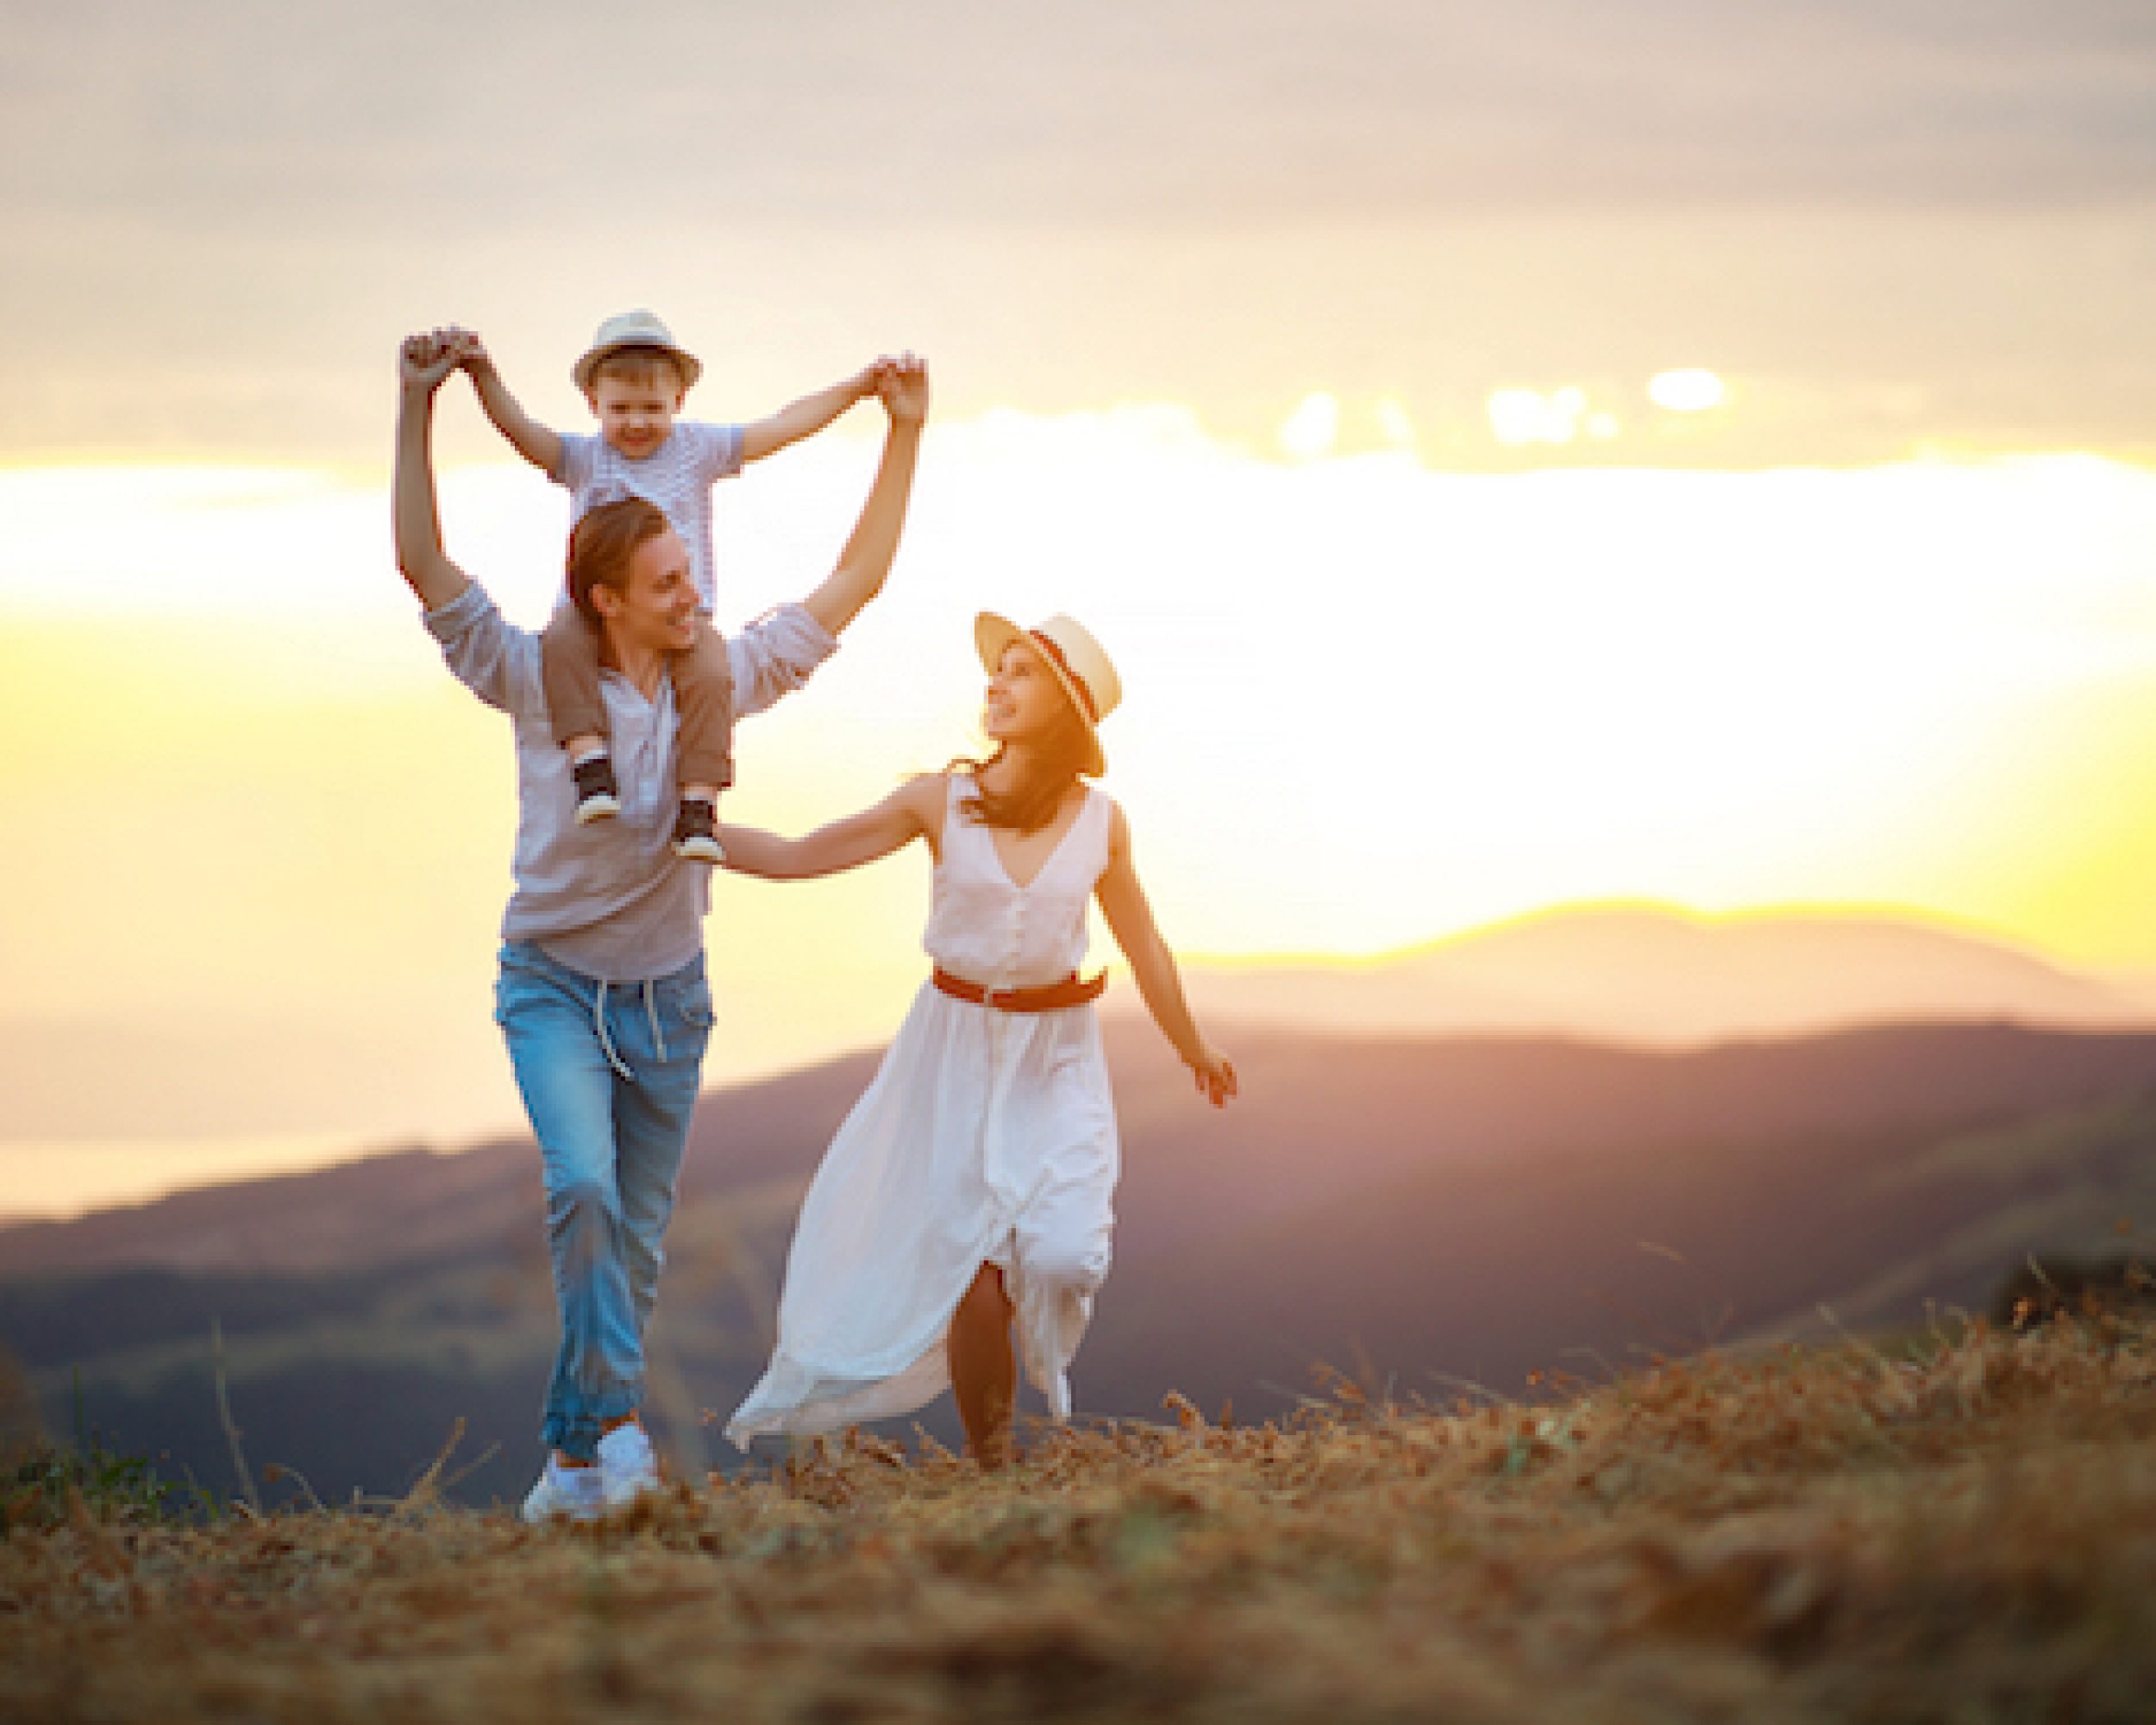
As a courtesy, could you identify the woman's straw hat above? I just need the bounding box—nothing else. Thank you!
[975,612,1121,776]
[571,310,703,393]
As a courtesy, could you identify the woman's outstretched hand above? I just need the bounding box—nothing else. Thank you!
[1187,1042,1238,1109]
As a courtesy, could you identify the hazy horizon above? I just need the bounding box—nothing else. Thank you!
[11,896,2156,1225]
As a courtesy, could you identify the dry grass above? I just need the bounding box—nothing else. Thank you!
[5,1311,2155,1723]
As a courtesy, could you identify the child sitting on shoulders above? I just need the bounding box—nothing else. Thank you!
[452,310,893,860]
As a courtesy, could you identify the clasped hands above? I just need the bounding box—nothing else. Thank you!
[398,329,928,424]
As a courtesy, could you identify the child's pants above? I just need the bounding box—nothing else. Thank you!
[492,940,714,1461]
[540,603,736,790]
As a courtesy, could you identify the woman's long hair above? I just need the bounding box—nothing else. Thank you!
[950,696,1097,833]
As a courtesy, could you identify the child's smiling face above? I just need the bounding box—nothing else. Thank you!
[588,370,685,460]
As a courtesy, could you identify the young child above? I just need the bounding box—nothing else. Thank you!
[454,310,890,861]
[717,613,1238,1466]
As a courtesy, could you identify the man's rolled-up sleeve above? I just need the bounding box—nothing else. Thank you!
[730,603,838,718]
[425,582,536,717]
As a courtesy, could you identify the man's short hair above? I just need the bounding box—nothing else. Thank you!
[566,495,671,625]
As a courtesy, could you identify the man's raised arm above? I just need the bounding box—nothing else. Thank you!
[394,333,473,613]
[800,355,929,639]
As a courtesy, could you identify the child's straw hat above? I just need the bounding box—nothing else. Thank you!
[572,310,703,393]
[975,612,1121,776]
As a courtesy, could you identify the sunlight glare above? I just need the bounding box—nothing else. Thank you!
[1649,369,1727,413]
[1487,387,1587,447]
[1279,392,1340,461]
[11,429,2156,1195]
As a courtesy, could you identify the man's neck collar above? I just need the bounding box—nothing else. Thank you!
[599,627,669,701]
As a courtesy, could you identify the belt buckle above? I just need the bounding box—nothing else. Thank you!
[985,984,1017,1009]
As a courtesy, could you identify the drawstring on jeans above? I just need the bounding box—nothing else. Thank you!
[589,978,669,1079]
[644,980,668,1064]
[591,983,635,1081]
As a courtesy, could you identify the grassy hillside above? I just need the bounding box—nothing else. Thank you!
[6,1311,2153,1723]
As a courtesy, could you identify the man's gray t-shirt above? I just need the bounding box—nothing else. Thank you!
[426,581,834,982]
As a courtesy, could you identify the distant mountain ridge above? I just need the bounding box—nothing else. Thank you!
[1169,904,2155,1045]
[7,905,2144,1220]
[6,1019,2156,1509]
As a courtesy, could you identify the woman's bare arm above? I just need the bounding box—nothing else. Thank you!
[718,775,944,881]
[1094,804,1238,1107]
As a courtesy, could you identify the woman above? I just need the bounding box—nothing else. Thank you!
[721,612,1237,1465]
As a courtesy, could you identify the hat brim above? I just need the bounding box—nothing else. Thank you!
[975,612,1106,777]
[572,342,703,394]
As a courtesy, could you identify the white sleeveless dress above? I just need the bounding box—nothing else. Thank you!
[725,774,1121,1446]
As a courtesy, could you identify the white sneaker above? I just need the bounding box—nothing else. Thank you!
[597,1421,662,1509]
[520,1455,604,1524]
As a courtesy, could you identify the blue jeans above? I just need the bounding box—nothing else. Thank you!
[493,940,714,1461]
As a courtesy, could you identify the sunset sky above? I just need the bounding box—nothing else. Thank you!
[5,2,2156,1216]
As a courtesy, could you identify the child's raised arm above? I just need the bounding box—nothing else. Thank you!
[1094,805,1238,1108]
[738,360,886,465]
[453,329,566,478]
[718,775,944,881]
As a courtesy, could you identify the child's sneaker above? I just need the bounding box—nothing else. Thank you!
[520,1455,604,1524]
[671,797,725,863]
[597,1421,662,1510]
[572,756,621,825]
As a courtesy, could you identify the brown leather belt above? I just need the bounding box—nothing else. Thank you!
[932,967,1107,1012]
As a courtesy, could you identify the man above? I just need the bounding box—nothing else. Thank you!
[392,329,927,1520]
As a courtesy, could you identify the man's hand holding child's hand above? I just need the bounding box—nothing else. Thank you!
[399,331,461,394]
[446,328,496,377]
[878,353,929,425]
